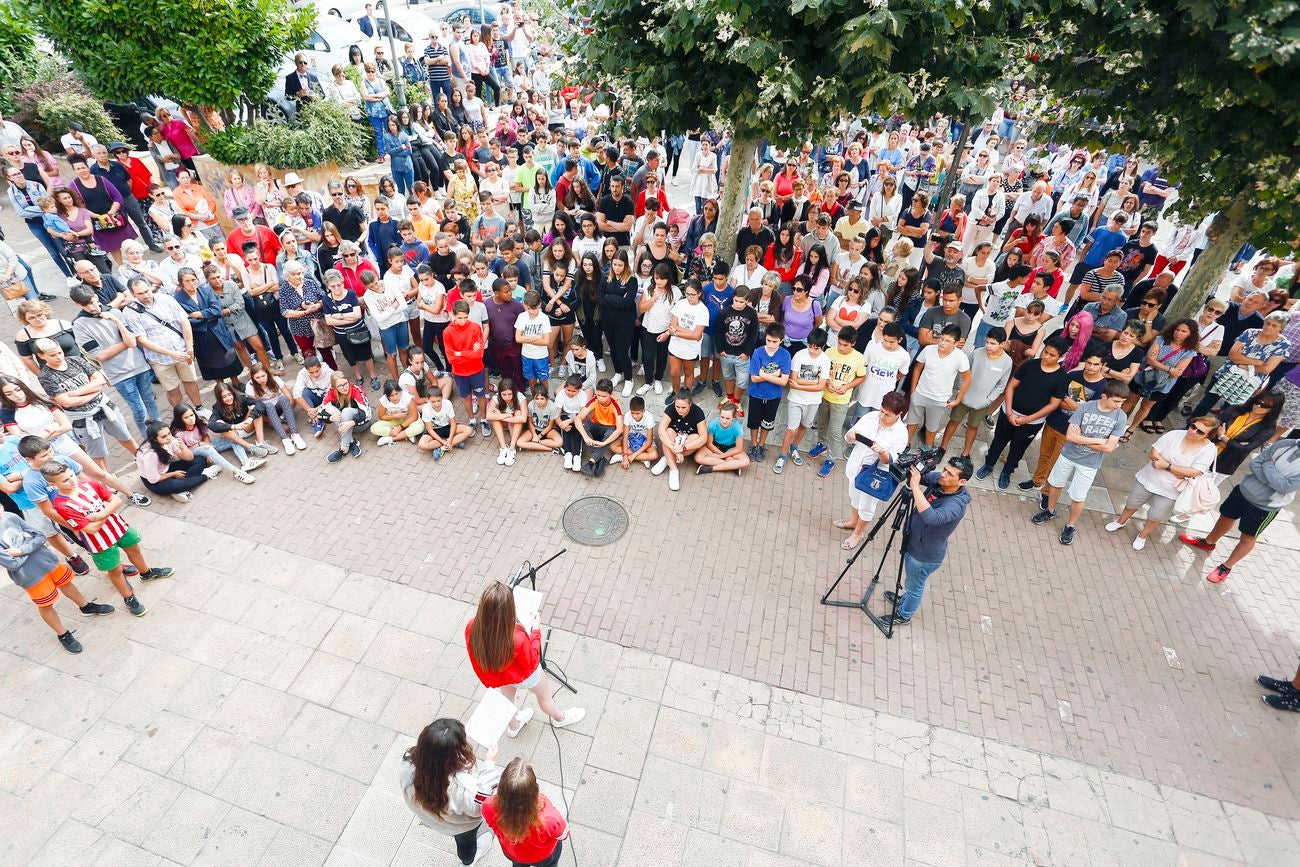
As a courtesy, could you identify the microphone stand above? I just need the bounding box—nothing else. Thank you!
[510,549,576,694]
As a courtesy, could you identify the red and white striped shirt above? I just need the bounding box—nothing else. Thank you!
[51,478,129,553]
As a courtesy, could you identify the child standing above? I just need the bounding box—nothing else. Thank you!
[809,325,867,478]
[745,323,791,462]
[775,328,831,475]
[514,290,553,390]
[907,324,971,447]
[717,286,759,410]
[940,327,1012,459]
[852,316,911,427]
[445,300,490,437]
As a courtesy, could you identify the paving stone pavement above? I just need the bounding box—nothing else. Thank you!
[1,512,1297,866]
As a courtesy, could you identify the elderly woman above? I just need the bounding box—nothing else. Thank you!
[253,164,285,224]
[204,262,273,375]
[1107,416,1221,550]
[277,260,336,369]
[0,240,39,314]
[68,156,136,265]
[328,63,364,120]
[361,62,392,159]
[117,238,164,291]
[174,267,243,388]
[13,299,80,375]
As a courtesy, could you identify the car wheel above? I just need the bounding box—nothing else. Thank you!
[261,100,292,124]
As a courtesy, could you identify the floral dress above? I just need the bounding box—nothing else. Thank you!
[450,173,479,223]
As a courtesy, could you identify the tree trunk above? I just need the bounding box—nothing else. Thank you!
[1165,190,1251,323]
[715,134,760,265]
[934,113,971,217]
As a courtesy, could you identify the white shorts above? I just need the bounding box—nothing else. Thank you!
[1047,455,1099,504]
[786,401,820,430]
[849,487,884,522]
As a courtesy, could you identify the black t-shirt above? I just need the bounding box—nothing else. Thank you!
[665,403,706,437]
[736,226,775,260]
[596,194,635,246]
[1217,303,1264,356]
[1046,371,1106,433]
[1116,239,1157,286]
[322,204,366,242]
[1090,340,1144,377]
[428,250,458,286]
[1009,359,1068,416]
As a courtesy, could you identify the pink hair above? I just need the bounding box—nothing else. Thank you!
[1061,310,1094,371]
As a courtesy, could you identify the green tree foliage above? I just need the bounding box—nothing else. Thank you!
[0,0,37,113]
[1029,0,1300,319]
[204,100,368,170]
[23,0,314,113]
[569,0,1031,260]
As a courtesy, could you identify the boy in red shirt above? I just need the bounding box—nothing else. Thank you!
[42,463,171,617]
[443,299,488,434]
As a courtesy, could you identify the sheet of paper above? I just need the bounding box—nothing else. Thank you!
[464,689,517,747]
[514,586,544,633]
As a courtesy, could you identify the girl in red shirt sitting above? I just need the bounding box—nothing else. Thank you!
[464,581,584,737]
[482,758,569,867]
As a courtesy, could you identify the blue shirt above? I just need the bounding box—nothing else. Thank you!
[22,454,81,507]
[748,344,791,401]
[908,470,971,563]
[702,284,733,335]
[0,438,35,510]
[1083,227,1126,267]
[708,416,742,448]
[491,256,533,289]
[549,156,600,193]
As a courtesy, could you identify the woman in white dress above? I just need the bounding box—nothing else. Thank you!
[690,138,719,215]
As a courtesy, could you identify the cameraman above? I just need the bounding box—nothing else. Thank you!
[883,457,973,626]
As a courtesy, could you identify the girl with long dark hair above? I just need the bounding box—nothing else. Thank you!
[573,252,604,369]
[134,421,215,502]
[401,718,501,866]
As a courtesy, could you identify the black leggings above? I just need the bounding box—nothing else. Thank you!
[472,72,500,107]
[578,299,604,359]
[604,322,636,381]
[142,456,210,496]
[422,320,449,373]
[639,328,670,382]
[560,416,583,455]
[665,142,682,176]
[452,824,481,866]
[1147,372,1204,423]
[984,413,1044,475]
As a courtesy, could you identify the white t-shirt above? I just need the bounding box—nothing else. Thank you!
[914,344,971,403]
[857,338,911,408]
[624,410,655,442]
[366,276,410,330]
[981,280,1023,328]
[379,390,413,416]
[514,310,552,359]
[1135,430,1217,500]
[555,388,586,417]
[421,400,455,428]
[418,278,448,323]
[1013,291,1061,318]
[667,298,706,360]
[639,288,673,333]
[844,411,910,480]
[961,255,995,306]
[835,253,869,286]
[787,348,832,406]
[827,298,867,340]
[729,263,769,291]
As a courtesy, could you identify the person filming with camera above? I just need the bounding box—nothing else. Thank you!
[882,456,973,627]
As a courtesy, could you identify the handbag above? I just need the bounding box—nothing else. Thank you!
[341,322,371,345]
[1174,459,1221,516]
[311,317,338,349]
[854,461,898,501]
[1211,364,1262,405]
[1181,352,1210,380]
[93,212,127,231]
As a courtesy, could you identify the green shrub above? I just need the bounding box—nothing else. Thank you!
[29,90,123,149]
[204,100,368,170]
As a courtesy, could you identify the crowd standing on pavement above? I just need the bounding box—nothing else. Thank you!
[2,4,1300,803]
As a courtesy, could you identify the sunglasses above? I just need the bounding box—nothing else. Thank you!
[1256,403,1276,410]
[1141,301,1159,307]
[164,244,180,251]
[1191,426,1213,435]
[1206,308,1225,316]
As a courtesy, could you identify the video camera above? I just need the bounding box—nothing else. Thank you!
[887,445,946,482]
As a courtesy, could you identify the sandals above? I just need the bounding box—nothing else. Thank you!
[833,519,856,530]
[841,535,862,550]
[1139,421,1158,434]
[1151,423,1166,434]
[1119,430,1134,444]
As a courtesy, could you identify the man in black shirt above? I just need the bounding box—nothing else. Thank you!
[976,336,1069,490]
[923,241,968,307]
[735,208,775,264]
[1116,221,1159,293]
[322,181,367,243]
[596,175,635,247]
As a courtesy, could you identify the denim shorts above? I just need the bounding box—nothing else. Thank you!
[379,321,410,356]
[720,353,749,384]
[511,665,542,690]
[700,333,718,358]
[453,369,487,396]
[522,355,551,381]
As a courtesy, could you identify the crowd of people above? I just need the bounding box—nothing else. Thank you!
[2,2,1300,734]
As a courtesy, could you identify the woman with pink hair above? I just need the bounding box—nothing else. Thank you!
[1059,310,1094,372]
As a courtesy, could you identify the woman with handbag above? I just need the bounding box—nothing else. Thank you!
[1124,319,1200,438]
[1146,299,1225,430]
[320,268,380,391]
[1169,391,1283,523]
[68,156,136,265]
[1106,416,1221,550]
[277,261,337,370]
[836,390,909,550]
[1189,313,1291,418]
[53,187,113,275]
[173,268,243,389]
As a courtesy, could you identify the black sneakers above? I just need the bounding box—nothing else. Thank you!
[1263,693,1300,713]
[1031,508,1057,525]
[79,601,115,617]
[139,567,174,582]
[58,631,82,653]
[1017,480,1036,491]
[696,465,713,475]
[1257,675,1299,695]
[349,440,362,459]
[1059,525,1077,546]
[326,449,345,463]
[67,555,90,576]
[124,595,147,617]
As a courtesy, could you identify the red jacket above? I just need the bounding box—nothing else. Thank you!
[443,318,485,376]
[464,620,541,688]
[337,259,379,298]
[121,156,154,200]
[763,243,802,284]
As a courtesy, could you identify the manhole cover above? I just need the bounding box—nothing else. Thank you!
[561,495,630,546]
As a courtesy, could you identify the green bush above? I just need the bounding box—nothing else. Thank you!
[29,90,123,149]
[204,100,368,170]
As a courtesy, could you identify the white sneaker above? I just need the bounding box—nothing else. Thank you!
[376,435,393,447]
[283,439,296,456]
[571,457,582,473]
[196,406,212,420]
[507,707,534,737]
[668,467,680,491]
[636,364,645,377]
[240,458,268,472]
[170,491,193,503]
[642,460,651,469]
[557,363,570,377]
[291,433,307,450]
[256,440,278,455]
[636,383,652,396]
[553,707,586,729]
[622,380,634,398]
[66,276,81,288]
[201,466,222,480]
[611,373,623,387]
[1132,536,1147,551]
[1104,520,1127,533]
[472,830,495,863]
[563,452,574,470]
[504,448,516,467]
[596,359,606,373]
[653,380,664,395]
[650,456,668,476]
[234,471,256,485]
[496,447,508,465]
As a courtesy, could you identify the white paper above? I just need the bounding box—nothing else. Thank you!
[514,586,544,633]
[464,689,518,747]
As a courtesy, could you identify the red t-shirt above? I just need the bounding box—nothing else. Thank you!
[481,794,567,863]
[464,620,541,688]
[226,224,282,265]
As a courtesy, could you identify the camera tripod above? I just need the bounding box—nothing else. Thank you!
[509,549,577,694]
[820,483,915,638]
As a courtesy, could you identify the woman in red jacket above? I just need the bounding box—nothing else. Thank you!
[763,223,802,292]
[482,758,568,867]
[465,581,584,737]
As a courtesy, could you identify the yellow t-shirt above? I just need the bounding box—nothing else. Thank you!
[823,346,866,405]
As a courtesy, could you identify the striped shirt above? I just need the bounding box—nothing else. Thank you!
[51,478,129,553]
[423,44,451,81]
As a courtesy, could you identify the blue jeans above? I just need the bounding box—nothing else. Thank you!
[368,114,388,156]
[25,220,74,278]
[972,318,1001,349]
[429,78,452,105]
[113,369,161,438]
[392,163,415,195]
[896,553,943,621]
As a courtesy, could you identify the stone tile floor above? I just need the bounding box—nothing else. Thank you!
[1,513,1296,866]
